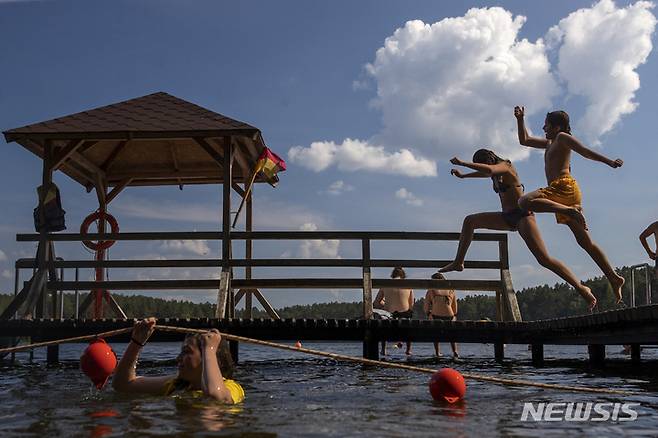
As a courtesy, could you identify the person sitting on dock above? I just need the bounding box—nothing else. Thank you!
[112,317,244,404]
[514,106,625,306]
[374,267,414,355]
[440,149,598,311]
[424,272,459,359]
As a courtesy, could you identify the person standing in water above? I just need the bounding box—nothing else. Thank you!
[441,149,597,310]
[424,272,459,359]
[373,267,414,355]
[112,318,244,404]
[514,106,625,305]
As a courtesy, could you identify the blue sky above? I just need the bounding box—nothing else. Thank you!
[0,0,656,308]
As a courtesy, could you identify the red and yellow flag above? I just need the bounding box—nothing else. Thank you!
[255,147,286,187]
[232,147,286,228]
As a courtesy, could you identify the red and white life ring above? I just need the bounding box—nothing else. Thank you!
[80,210,119,251]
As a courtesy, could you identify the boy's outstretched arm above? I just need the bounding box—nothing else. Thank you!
[514,106,548,149]
[558,133,623,168]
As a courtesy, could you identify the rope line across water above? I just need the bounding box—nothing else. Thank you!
[0,325,637,396]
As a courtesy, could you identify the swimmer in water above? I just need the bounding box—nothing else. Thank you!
[112,317,244,403]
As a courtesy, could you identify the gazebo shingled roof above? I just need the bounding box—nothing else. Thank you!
[3,92,272,188]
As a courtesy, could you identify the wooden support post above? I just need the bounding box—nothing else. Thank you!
[363,326,379,360]
[46,345,59,364]
[494,343,505,363]
[253,290,280,319]
[531,343,544,367]
[229,341,239,364]
[500,270,521,322]
[217,137,233,318]
[499,236,521,322]
[216,270,230,318]
[36,140,54,318]
[245,183,253,319]
[94,180,107,319]
[362,239,373,320]
[588,344,605,367]
[228,288,235,318]
[631,344,641,364]
[495,291,502,322]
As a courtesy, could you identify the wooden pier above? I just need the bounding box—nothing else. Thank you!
[2,303,657,365]
[2,92,657,369]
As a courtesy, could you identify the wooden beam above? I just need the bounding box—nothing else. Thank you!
[217,136,233,317]
[36,140,54,318]
[106,178,132,204]
[222,138,232,267]
[0,270,46,320]
[52,139,85,170]
[194,137,224,167]
[107,169,228,180]
[79,141,98,154]
[531,344,544,367]
[17,230,507,244]
[245,184,253,318]
[94,175,107,207]
[15,258,502,270]
[225,138,251,177]
[500,269,521,322]
[232,183,246,198]
[169,143,184,189]
[100,140,129,171]
[48,278,503,291]
[68,150,107,179]
[235,289,247,304]
[252,289,280,319]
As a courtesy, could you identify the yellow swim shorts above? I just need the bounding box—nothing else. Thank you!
[536,174,582,224]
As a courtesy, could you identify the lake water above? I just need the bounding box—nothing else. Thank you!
[1,341,657,437]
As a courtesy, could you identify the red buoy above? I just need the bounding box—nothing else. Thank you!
[81,339,117,389]
[429,368,466,403]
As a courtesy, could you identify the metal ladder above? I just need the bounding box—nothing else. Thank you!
[629,263,653,307]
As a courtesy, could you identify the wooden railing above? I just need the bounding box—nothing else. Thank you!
[14,230,521,321]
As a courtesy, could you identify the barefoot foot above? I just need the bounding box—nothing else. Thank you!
[578,284,597,313]
[439,261,464,273]
[610,274,625,305]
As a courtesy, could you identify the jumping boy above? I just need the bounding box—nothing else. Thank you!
[514,106,625,305]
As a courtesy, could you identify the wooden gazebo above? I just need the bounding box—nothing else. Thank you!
[1,92,279,320]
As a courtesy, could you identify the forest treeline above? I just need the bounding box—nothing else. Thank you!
[0,266,654,321]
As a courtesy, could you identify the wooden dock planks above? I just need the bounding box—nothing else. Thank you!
[1,304,657,347]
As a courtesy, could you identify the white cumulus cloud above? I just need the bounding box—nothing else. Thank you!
[547,0,656,143]
[395,188,424,207]
[325,180,354,195]
[290,6,559,176]
[297,223,341,259]
[289,138,437,177]
[367,8,558,162]
[160,240,210,256]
